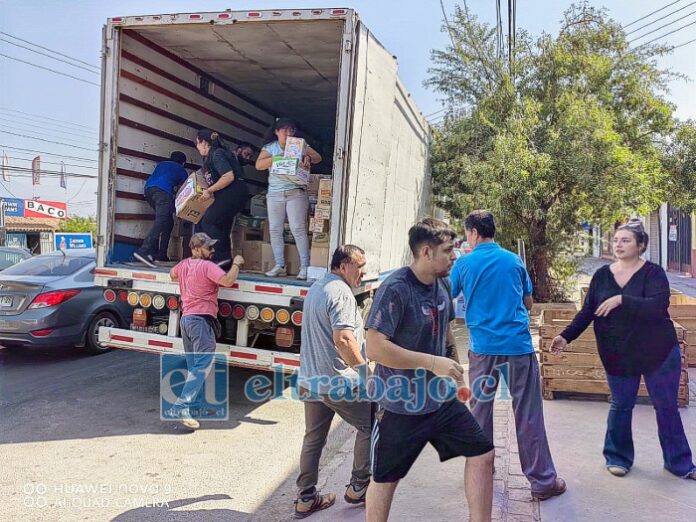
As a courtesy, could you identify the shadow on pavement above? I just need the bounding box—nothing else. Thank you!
[0,346,288,444]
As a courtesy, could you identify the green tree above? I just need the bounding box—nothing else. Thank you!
[61,215,97,239]
[663,120,696,212]
[428,2,677,300]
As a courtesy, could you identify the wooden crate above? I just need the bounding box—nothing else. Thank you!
[673,319,696,367]
[539,337,598,353]
[543,372,689,408]
[541,351,602,367]
[539,308,577,324]
[669,304,696,318]
[540,323,595,342]
[669,294,696,305]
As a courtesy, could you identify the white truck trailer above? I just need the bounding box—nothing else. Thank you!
[94,7,433,372]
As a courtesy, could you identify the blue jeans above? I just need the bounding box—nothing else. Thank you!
[605,345,695,477]
[175,315,217,416]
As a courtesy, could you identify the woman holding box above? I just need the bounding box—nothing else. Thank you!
[196,129,248,263]
[256,117,322,280]
[549,221,695,480]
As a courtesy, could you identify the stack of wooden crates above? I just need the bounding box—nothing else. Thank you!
[539,306,690,408]
[670,292,696,369]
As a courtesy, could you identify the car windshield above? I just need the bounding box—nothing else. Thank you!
[0,250,31,270]
[1,255,92,276]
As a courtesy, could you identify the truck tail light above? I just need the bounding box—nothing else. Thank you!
[152,295,166,310]
[166,296,179,310]
[276,327,294,348]
[138,294,153,308]
[246,305,260,321]
[219,302,233,318]
[291,311,303,326]
[127,291,139,306]
[260,307,275,322]
[276,309,290,325]
[232,305,246,320]
[103,289,117,303]
[29,289,81,309]
[118,290,129,302]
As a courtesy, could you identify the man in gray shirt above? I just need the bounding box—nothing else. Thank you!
[293,245,371,519]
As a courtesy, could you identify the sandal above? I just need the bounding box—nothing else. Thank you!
[294,492,336,519]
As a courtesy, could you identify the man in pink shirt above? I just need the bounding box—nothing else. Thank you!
[169,232,244,429]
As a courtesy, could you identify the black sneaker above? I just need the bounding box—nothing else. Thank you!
[134,252,157,267]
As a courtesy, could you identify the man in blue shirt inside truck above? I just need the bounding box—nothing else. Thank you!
[135,151,188,265]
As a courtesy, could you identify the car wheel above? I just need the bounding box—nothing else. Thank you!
[84,311,119,354]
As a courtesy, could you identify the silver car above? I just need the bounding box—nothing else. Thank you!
[0,246,32,271]
[0,249,132,353]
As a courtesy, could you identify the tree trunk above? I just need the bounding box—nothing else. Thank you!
[530,218,552,302]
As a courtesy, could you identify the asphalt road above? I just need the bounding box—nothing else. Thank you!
[0,345,353,522]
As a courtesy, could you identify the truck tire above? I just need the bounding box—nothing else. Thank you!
[84,311,118,355]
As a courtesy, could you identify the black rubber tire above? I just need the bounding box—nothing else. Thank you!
[84,311,119,354]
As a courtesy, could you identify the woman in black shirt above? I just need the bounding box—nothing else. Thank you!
[549,222,695,480]
[195,129,249,263]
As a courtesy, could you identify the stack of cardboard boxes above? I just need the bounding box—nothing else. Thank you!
[308,176,332,280]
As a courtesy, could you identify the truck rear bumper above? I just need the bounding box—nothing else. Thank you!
[98,327,300,373]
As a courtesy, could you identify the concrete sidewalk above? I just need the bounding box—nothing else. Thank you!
[540,376,696,522]
[308,398,540,522]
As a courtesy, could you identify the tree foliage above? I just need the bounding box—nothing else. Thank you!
[61,215,97,238]
[427,2,680,300]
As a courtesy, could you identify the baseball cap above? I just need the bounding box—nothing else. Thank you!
[189,232,218,250]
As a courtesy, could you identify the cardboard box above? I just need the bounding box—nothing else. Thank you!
[284,244,301,276]
[174,172,213,224]
[236,220,269,243]
[312,232,330,245]
[284,137,306,160]
[270,157,310,186]
[310,243,330,266]
[310,218,330,234]
[250,193,268,218]
[307,174,331,197]
[314,204,331,220]
[242,241,275,272]
[308,266,328,281]
[318,178,332,199]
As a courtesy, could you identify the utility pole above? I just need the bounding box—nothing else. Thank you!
[0,200,7,247]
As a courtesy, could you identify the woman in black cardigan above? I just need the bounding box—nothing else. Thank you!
[549,222,695,480]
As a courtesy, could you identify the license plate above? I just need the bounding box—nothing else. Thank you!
[0,296,12,307]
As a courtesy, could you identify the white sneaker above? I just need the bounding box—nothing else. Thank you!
[296,267,308,280]
[265,265,287,277]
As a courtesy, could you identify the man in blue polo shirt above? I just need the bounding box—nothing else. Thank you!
[450,209,566,501]
[135,151,188,265]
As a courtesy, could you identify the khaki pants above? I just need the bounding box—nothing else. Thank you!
[296,390,372,497]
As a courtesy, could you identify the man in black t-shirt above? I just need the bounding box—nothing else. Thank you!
[365,218,494,522]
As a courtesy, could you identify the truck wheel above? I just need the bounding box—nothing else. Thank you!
[84,311,118,354]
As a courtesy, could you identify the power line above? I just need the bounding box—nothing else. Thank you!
[0,118,96,141]
[426,108,447,118]
[0,31,99,70]
[6,156,97,170]
[673,36,696,48]
[2,166,97,179]
[0,130,98,152]
[634,17,696,46]
[626,1,696,35]
[623,0,684,28]
[628,9,696,42]
[0,178,19,198]
[0,53,100,87]
[0,124,97,149]
[0,108,97,132]
[0,38,100,75]
[0,144,97,162]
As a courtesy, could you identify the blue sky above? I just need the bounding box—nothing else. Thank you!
[1,1,694,216]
